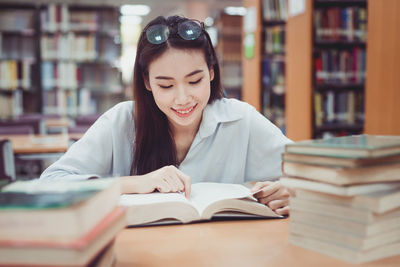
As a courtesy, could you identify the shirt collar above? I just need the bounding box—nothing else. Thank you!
[198,98,243,139]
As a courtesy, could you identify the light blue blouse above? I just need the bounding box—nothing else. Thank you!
[40,98,291,183]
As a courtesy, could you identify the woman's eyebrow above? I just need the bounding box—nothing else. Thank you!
[185,69,203,77]
[155,70,204,80]
[155,76,173,80]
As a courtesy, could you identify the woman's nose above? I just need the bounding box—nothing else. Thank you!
[174,86,190,105]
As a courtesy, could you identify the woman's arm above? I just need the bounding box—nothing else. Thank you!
[119,165,191,198]
[40,102,133,181]
[245,105,293,214]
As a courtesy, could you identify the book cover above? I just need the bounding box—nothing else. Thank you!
[119,182,281,226]
[285,134,400,158]
[282,151,400,168]
[290,220,400,250]
[290,232,400,264]
[290,209,400,238]
[0,207,126,267]
[280,176,400,197]
[282,161,400,185]
[0,179,121,242]
[290,196,400,224]
[294,187,400,213]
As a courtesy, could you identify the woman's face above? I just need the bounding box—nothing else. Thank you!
[146,48,214,133]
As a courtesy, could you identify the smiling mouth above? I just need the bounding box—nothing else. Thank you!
[172,104,198,117]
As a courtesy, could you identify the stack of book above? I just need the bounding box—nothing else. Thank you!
[280,134,400,264]
[0,178,125,266]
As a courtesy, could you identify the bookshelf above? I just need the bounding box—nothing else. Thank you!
[215,12,243,100]
[0,3,39,118]
[312,0,367,139]
[0,2,124,119]
[39,3,124,117]
[285,0,368,141]
[261,0,287,133]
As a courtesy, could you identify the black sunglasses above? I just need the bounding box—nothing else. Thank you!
[144,20,205,45]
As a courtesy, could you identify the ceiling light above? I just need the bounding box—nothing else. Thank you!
[120,5,150,16]
[224,7,247,16]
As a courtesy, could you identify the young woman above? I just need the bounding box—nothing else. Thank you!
[40,16,292,215]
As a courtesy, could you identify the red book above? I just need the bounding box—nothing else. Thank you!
[0,207,126,267]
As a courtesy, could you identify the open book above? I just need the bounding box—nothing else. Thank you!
[119,182,282,226]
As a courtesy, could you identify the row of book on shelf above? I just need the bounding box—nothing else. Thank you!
[0,91,22,119]
[0,34,35,60]
[315,48,366,84]
[41,33,119,61]
[0,9,34,31]
[280,134,400,263]
[314,90,364,126]
[262,0,287,21]
[41,3,119,32]
[43,88,97,116]
[221,61,242,89]
[0,60,32,90]
[41,61,122,91]
[314,6,367,42]
[262,58,285,93]
[264,25,285,54]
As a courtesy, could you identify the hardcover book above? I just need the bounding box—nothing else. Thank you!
[285,134,400,158]
[282,161,400,185]
[282,152,400,168]
[0,178,121,242]
[0,207,126,267]
[290,233,400,264]
[280,176,400,197]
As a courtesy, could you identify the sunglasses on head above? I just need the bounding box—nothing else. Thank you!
[144,19,205,45]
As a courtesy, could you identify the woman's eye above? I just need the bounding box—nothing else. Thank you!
[159,84,173,89]
[189,78,202,85]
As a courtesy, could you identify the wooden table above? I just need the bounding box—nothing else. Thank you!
[114,219,400,267]
[0,133,83,155]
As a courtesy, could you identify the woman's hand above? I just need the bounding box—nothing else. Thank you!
[119,165,191,198]
[250,181,292,216]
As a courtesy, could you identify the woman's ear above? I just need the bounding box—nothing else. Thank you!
[143,76,152,91]
[209,68,215,82]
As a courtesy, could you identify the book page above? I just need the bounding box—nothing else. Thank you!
[189,183,255,215]
[119,191,189,206]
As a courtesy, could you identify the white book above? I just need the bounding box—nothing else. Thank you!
[290,233,400,264]
[280,176,400,197]
[295,187,400,213]
[290,196,400,224]
[119,182,281,226]
[290,209,400,237]
[290,220,400,250]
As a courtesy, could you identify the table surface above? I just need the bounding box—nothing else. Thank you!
[114,218,400,267]
[0,133,83,154]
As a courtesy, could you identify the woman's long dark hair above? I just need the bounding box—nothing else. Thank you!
[131,16,223,175]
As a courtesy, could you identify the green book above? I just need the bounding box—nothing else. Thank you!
[0,179,114,210]
[285,134,400,158]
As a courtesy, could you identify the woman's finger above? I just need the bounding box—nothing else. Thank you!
[166,174,184,192]
[267,199,289,211]
[275,205,290,216]
[257,187,289,205]
[176,169,191,198]
[156,179,171,193]
[253,181,280,199]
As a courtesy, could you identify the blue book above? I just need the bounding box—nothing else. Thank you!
[285,134,400,158]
